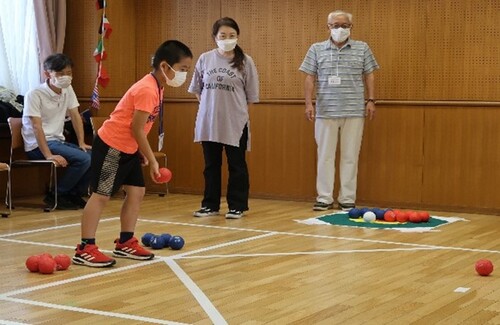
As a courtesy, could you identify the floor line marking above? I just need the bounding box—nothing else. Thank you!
[0,259,162,298]
[0,234,274,298]
[172,233,276,259]
[165,259,227,325]
[0,320,28,325]
[0,217,119,238]
[178,247,442,259]
[138,218,500,254]
[0,297,188,325]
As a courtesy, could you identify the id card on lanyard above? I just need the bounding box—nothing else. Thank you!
[151,73,164,151]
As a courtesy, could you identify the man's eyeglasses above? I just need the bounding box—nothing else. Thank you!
[327,24,352,29]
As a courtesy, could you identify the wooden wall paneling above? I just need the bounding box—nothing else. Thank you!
[422,107,500,211]
[66,0,137,100]
[163,103,205,194]
[362,0,426,100]
[247,104,316,200]
[357,106,424,207]
[135,0,221,97]
[425,0,500,100]
[221,0,320,99]
[65,0,101,98]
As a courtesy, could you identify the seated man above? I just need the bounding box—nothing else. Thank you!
[22,53,91,210]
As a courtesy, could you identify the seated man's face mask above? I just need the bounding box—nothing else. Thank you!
[53,75,72,89]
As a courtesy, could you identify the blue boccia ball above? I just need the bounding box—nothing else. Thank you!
[169,236,185,250]
[373,208,385,220]
[150,235,165,249]
[348,208,361,218]
[141,233,155,246]
[359,207,369,216]
[160,233,172,248]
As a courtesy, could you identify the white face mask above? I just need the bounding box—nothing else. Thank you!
[216,39,238,52]
[331,27,350,43]
[52,75,72,89]
[162,64,187,87]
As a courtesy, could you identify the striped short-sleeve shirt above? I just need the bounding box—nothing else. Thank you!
[299,38,379,118]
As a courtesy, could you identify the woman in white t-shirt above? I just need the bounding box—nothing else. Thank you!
[188,17,259,219]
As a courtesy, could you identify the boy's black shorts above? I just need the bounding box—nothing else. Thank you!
[90,135,145,196]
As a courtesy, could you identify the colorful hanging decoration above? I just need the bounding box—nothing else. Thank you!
[90,0,112,110]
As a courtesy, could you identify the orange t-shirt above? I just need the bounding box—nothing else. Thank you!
[98,74,164,154]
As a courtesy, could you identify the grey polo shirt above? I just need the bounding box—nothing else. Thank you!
[299,38,379,118]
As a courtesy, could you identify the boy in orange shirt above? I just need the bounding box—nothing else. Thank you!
[73,40,192,267]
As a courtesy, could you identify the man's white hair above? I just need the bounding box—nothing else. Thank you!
[328,10,353,23]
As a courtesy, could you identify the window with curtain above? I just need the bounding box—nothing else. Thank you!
[0,0,40,96]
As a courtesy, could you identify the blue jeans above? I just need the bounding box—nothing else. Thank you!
[26,141,92,196]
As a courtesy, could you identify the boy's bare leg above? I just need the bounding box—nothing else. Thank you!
[120,185,145,232]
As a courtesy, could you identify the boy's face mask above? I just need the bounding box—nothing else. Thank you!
[162,63,187,87]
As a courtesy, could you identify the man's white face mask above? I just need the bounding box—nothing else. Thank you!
[331,27,350,43]
[52,75,72,89]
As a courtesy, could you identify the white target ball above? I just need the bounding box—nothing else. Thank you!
[363,211,376,222]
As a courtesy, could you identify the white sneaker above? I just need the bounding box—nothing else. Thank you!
[225,210,244,219]
[193,207,219,217]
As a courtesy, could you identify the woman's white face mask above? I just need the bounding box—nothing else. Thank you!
[216,38,238,52]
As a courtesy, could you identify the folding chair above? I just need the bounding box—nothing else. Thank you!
[0,162,11,217]
[7,117,59,211]
[90,117,168,196]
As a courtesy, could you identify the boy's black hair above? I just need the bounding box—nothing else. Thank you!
[43,53,73,72]
[152,40,193,69]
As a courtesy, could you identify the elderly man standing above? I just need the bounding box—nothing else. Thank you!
[299,10,380,211]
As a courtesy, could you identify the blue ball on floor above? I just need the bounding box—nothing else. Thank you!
[169,236,185,250]
[150,235,165,249]
[160,233,172,248]
[348,208,361,218]
[141,233,155,246]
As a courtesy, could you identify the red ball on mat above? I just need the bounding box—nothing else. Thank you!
[395,211,409,223]
[383,210,396,222]
[408,211,422,223]
[418,211,430,222]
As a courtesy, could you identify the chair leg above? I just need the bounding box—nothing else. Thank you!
[45,164,57,212]
[3,165,12,217]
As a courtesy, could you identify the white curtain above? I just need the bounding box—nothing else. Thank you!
[0,0,41,96]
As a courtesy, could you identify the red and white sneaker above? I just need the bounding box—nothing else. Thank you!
[73,244,116,267]
[113,237,155,260]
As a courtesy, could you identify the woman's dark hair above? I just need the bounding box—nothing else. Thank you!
[43,53,73,72]
[212,17,245,71]
[152,40,193,69]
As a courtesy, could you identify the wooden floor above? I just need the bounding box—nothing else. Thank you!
[0,193,499,324]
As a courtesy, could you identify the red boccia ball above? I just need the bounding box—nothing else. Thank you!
[383,210,396,222]
[156,167,172,183]
[38,256,57,274]
[39,253,53,260]
[418,211,430,222]
[408,211,422,223]
[395,211,409,223]
[54,254,71,271]
[475,259,494,276]
[25,255,40,272]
